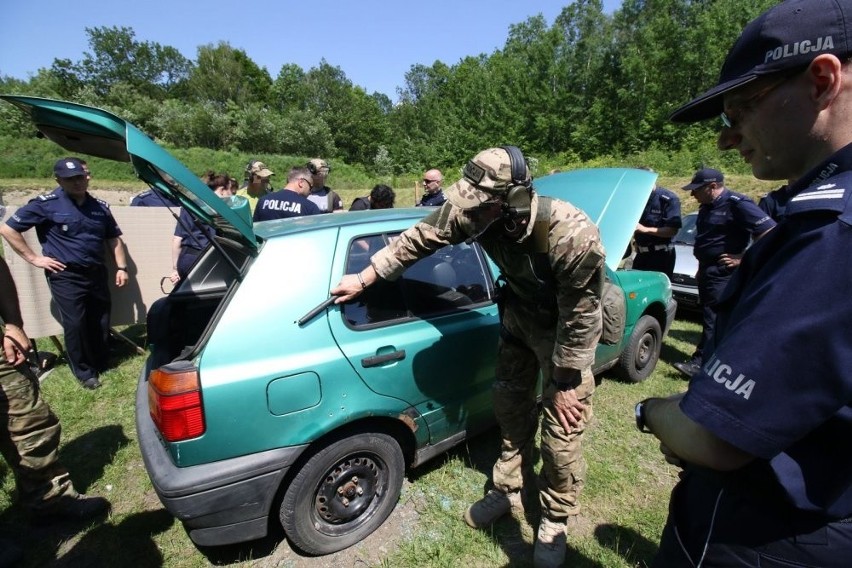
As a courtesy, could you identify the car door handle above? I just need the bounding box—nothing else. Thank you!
[361,350,406,368]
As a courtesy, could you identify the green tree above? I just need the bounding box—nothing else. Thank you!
[187,42,272,107]
[67,26,191,99]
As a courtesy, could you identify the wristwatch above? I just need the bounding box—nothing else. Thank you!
[116,266,128,272]
[635,399,652,433]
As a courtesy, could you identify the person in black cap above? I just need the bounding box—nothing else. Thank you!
[671,167,774,378]
[632,169,682,278]
[637,0,852,565]
[0,157,128,390]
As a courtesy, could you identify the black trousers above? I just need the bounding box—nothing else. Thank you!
[693,263,734,364]
[653,470,852,567]
[633,249,676,278]
[46,265,111,382]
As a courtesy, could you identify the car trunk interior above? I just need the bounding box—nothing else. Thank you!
[146,238,253,369]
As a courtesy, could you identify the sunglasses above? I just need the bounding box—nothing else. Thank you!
[423,179,439,184]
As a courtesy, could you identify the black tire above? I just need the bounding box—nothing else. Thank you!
[280,432,404,555]
[618,314,662,383]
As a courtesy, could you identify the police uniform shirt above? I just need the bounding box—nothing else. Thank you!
[692,189,776,265]
[174,208,213,251]
[418,189,447,207]
[758,184,793,223]
[680,142,852,519]
[6,188,122,266]
[254,189,321,222]
[130,189,178,207]
[634,186,682,247]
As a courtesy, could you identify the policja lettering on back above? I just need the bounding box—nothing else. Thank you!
[261,199,302,214]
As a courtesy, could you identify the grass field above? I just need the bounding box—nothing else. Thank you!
[0,313,702,567]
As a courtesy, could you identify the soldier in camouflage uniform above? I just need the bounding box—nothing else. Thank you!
[332,147,604,568]
[0,255,110,528]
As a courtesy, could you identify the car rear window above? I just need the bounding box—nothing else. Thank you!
[342,234,493,327]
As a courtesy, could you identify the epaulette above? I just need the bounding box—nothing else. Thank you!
[34,192,59,202]
[728,193,743,201]
[659,193,671,202]
[96,198,111,209]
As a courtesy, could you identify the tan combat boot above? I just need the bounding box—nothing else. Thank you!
[463,489,523,528]
[533,516,567,568]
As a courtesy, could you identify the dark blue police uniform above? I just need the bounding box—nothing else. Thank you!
[417,189,447,207]
[173,208,215,280]
[253,189,321,222]
[654,143,852,567]
[633,186,682,277]
[690,189,775,366]
[758,184,793,222]
[5,189,122,383]
[130,189,178,207]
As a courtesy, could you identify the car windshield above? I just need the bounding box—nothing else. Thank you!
[672,213,697,245]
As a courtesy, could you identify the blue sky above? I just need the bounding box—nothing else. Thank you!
[0,0,622,101]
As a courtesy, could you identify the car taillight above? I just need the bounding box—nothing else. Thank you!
[148,362,205,442]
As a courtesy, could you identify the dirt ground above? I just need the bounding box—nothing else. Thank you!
[2,188,139,207]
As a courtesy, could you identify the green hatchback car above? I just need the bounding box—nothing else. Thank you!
[2,95,676,556]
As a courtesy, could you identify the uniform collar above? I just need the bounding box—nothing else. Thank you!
[786,142,852,217]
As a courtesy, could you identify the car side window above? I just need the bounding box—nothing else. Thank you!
[342,235,493,327]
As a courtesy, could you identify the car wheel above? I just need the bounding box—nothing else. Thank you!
[618,314,662,383]
[280,431,404,555]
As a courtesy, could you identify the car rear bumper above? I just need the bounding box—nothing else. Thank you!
[135,368,308,546]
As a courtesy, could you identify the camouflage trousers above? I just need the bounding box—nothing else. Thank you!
[491,303,595,521]
[0,360,76,511]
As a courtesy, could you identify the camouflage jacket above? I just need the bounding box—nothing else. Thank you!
[371,193,605,370]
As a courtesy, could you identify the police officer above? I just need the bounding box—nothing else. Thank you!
[637,1,852,565]
[632,173,682,277]
[417,168,447,206]
[130,188,178,207]
[0,158,128,390]
[253,167,321,222]
[671,167,774,378]
[0,255,110,534]
[758,183,794,222]
[170,173,233,283]
[332,147,604,568]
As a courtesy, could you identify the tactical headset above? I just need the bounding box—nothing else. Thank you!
[245,159,259,182]
[306,160,330,175]
[500,145,533,218]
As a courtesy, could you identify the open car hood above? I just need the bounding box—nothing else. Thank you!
[0,95,256,252]
[535,168,656,270]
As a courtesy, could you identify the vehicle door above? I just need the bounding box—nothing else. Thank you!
[328,229,500,444]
